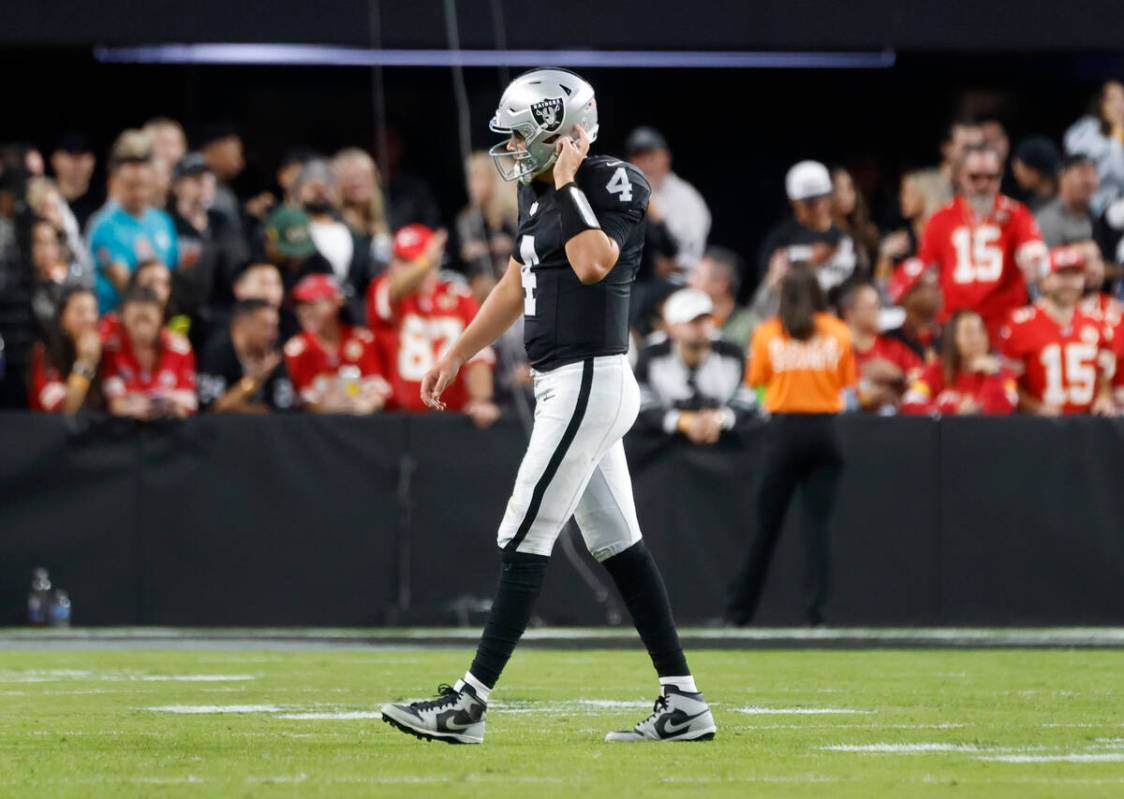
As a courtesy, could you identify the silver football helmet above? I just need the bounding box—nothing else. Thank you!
[488,68,599,184]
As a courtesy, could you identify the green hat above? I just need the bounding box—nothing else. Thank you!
[266,205,316,258]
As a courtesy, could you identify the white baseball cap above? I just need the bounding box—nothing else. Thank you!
[663,289,714,325]
[785,160,833,201]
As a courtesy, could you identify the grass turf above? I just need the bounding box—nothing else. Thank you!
[0,647,1122,797]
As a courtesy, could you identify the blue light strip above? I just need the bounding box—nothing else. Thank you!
[93,44,896,70]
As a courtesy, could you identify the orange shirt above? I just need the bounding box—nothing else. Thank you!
[748,314,857,414]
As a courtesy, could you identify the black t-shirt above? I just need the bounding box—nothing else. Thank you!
[512,155,650,371]
[749,218,849,304]
[196,330,295,411]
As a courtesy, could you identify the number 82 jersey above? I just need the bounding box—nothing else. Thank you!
[513,155,650,371]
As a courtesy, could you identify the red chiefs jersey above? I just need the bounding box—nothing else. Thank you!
[918,195,1045,338]
[28,343,72,412]
[853,335,924,379]
[901,361,1017,416]
[1082,293,1124,388]
[367,275,494,412]
[999,302,1115,414]
[101,328,197,411]
[283,325,386,405]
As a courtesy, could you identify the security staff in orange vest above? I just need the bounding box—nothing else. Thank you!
[727,263,856,626]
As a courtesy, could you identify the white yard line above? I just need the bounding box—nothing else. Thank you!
[980,753,1124,763]
[276,712,383,720]
[143,704,283,714]
[736,706,873,715]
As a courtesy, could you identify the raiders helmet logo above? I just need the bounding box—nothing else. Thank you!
[530,97,565,132]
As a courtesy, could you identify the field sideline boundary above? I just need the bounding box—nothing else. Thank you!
[1,627,1123,651]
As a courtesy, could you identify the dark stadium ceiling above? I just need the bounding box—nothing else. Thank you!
[6,0,1124,52]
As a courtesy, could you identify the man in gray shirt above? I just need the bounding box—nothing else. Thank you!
[1036,154,1099,247]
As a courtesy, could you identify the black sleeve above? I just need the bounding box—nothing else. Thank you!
[578,160,651,250]
[195,338,237,412]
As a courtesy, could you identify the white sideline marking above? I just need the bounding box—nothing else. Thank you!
[737,706,873,715]
[139,675,255,682]
[746,723,964,730]
[824,743,983,753]
[144,704,282,714]
[661,775,837,784]
[277,712,383,720]
[246,774,309,784]
[980,754,1124,763]
[0,670,255,683]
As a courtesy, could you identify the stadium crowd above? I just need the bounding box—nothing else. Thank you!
[4,79,1124,430]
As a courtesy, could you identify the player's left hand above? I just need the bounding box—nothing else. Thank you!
[465,399,501,429]
[553,124,590,188]
[421,354,464,411]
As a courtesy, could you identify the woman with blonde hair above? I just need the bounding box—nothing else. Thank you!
[332,147,393,263]
[456,151,518,301]
[874,169,946,282]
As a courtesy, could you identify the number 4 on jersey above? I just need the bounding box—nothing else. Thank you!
[606,167,632,202]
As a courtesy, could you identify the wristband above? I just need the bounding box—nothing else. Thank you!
[557,181,601,242]
[72,362,96,380]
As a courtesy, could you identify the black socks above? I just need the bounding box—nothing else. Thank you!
[601,540,690,678]
[468,549,550,689]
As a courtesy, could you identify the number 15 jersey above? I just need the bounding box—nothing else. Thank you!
[513,155,650,371]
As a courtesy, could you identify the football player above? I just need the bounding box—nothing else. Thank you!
[999,245,1116,416]
[380,69,715,745]
[918,143,1047,342]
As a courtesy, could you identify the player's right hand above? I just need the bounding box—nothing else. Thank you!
[420,355,463,411]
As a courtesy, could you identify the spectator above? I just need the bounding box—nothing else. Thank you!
[263,206,330,294]
[220,260,299,344]
[999,245,1116,416]
[455,151,518,304]
[25,176,92,285]
[197,298,294,413]
[277,148,317,207]
[874,170,946,281]
[283,273,388,414]
[82,128,149,239]
[48,133,100,231]
[367,225,499,427]
[143,118,187,208]
[981,117,1011,169]
[290,159,375,321]
[199,124,246,231]
[686,247,755,352]
[916,118,986,206]
[634,288,757,442]
[1036,154,1099,247]
[1011,136,1061,212]
[1064,80,1124,215]
[102,286,197,419]
[839,282,921,413]
[332,147,393,265]
[168,152,249,337]
[28,286,102,414]
[756,160,859,304]
[831,166,880,270]
[0,165,33,408]
[27,218,77,338]
[98,258,176,340]
[901,310,1017,416]
[626,126,711,274]
[89,151,178,314]
[917,144,1046,342]
[884,258,944,363]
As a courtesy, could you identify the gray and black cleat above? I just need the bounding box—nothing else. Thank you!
[605,685,717,742]
[381,683,487,744]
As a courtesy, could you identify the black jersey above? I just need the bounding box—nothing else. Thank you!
[513,155,650,370]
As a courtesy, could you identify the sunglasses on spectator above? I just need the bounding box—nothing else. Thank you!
[967,172,1001,181]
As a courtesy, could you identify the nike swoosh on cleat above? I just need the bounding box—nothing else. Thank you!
[658,710,710,737]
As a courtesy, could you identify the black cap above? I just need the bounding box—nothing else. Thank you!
[173,152,211,180]
[626,126,669,154]
[53,132,93,155]
[1014,136,1061,175]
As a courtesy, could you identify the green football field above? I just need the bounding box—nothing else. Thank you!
[1,636,1123,798]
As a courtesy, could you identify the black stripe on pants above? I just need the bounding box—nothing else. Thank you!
[726,413,843,626]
